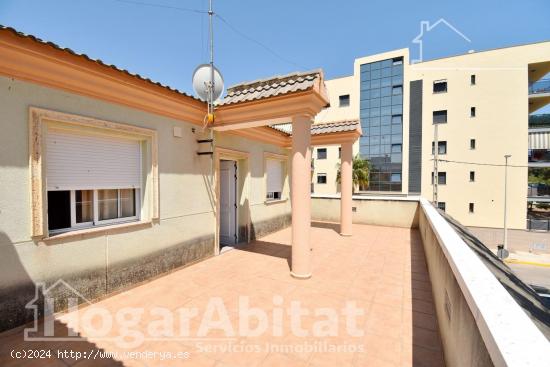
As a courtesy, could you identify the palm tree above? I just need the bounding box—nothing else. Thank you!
[336,155,371,193]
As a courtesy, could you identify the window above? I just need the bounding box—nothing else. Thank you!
[470,107,476,117]
[391,173,401,182]
[431,172,447,185]
[470,171,475,182]
[433,110,448,124]
[266,159,284,201]
[470,139,476,150]
[46,129,142,234]
[317,173,327,184]
[317,148,327,160]
[431,141,447,155]
[392,86,403,95]
[437,202,446,212]
[433,80,448,93]
[391,144,402,153]
[339,94,350,107]
[471,74,476,85]
[338,147,342,158]
[469,203,475,213]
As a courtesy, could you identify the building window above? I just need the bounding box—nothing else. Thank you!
[391,173,401,182]
[470,139,476,150]
[469,203,475,213]
[470,171,475,182]
[431,141,447,155]
[317,173,327,184]
[338,147,342,158]
[433,80,448,93]
[46,129,142,235]
[391,144,402,153]
[433,110,448,124]
[431,172,447,185]
[437,202,446,212]
[470,107,476,117]
[339,94,350,107]
[266,159,284,201]
[471,75,476,85]
[317,148,327,160]
[392,85,403,95]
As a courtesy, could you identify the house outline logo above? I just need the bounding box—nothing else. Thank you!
[412,18,471,63]
[24,279,92,341]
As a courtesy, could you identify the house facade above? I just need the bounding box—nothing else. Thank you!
[313,42,550,230]
[0,26,361,330]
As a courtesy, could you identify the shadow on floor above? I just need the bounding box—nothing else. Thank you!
[311,220,340,233]
[236,240,291,270]
[0,319,123,366]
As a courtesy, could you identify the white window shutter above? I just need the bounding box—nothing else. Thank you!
[266,159,283,193]
[46,129,141,190]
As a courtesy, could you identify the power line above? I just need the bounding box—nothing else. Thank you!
[112,0,207,14]
[215,13,307,70]
[433,158,530,168]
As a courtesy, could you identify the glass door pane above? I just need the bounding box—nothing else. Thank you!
[98,189,118,220]
[75,190,93,223]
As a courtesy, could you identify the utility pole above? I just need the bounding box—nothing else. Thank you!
[503,154,511,251]
[433,123,439,206]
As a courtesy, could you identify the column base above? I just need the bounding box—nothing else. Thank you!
[290,271,312,279]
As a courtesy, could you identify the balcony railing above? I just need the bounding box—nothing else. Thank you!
[529,114,550,129]
[529,78,550,95]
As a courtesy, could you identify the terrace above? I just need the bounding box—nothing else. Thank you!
[0,198,548,367]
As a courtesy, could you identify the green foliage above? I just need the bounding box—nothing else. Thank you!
[336,155,372,192]
[529,167,550,185]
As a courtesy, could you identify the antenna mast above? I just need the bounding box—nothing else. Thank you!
[207,0,215,122]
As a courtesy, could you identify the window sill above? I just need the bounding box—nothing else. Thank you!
[42,220,152,242]
[264,198,288,205]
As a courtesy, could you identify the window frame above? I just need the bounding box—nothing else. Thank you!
[264,152,288,202]
[49,188,141,235]
[29,107,158,239]
[433,80,448,94]
[339,94,350,107]
[431,172,447,185]
[433,110,448,124]
[431,141,447,155]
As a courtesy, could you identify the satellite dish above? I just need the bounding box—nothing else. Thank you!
[192,64,224,102]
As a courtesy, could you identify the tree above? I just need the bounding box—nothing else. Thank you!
[336,155,372,193]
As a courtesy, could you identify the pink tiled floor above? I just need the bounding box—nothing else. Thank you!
[0,223,445,366]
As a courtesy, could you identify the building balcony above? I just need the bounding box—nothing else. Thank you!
[0,197,547,366]
[529,78,550,95]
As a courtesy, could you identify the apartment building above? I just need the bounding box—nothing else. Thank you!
[314,42,550,229]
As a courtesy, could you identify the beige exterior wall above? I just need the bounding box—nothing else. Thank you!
[411,41,550,229]
[317,42,550,229]
[313,76,359,194]
[0,75,291,330]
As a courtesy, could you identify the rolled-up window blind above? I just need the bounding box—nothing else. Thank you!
[46,129,141,191]
[266,159,283,193]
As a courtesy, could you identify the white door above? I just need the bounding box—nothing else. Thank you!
[219,160,237,245]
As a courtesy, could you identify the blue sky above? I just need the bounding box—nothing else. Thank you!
[1,0,549,97]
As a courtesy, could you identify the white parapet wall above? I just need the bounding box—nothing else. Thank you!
[311,194,421,228]
[418,197,549,367]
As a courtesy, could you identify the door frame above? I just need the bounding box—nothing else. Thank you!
[214,147,250,255]
[219,159,237,246]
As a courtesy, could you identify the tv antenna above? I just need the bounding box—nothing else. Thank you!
[192,0,224,128]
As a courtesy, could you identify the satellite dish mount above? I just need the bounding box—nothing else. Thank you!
[192,0,224,128]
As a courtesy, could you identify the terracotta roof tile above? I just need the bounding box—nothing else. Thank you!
[220,70,323,105]
[269,119,360,136]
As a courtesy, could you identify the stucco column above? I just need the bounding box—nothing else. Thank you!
[340,141,353,236]
[290,115,312,279]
